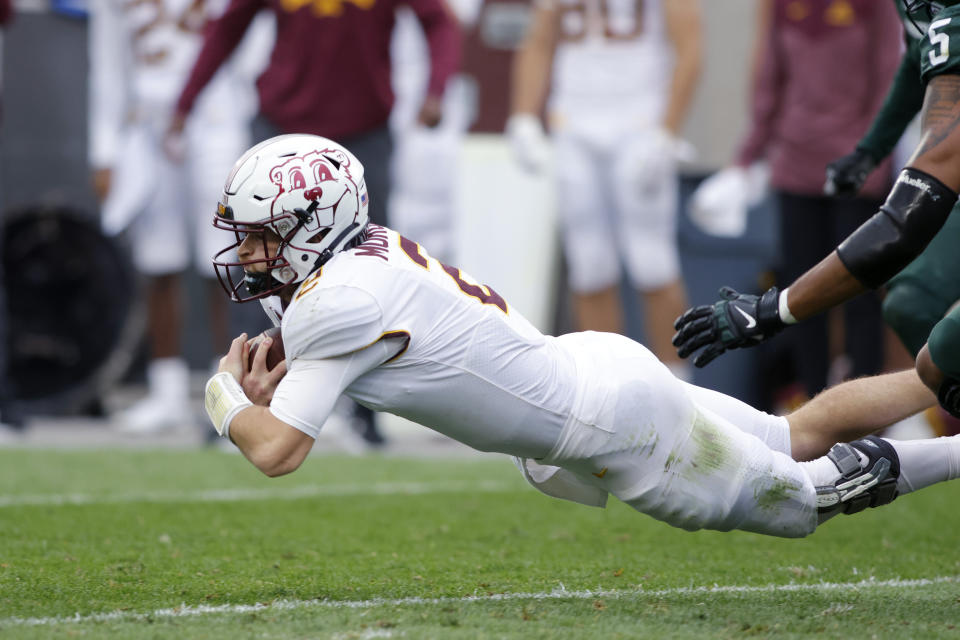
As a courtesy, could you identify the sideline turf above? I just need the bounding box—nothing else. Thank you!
[1,449,958,638]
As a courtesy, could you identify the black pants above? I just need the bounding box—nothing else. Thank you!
[763,192,886,402]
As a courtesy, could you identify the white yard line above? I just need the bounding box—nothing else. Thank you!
[0,480,522,507]
[3,576,957,628]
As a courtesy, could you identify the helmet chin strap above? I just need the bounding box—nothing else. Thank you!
[314,222,362,270]
[244,270,279,296]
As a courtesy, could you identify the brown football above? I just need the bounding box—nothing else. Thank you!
[248,326,285,371]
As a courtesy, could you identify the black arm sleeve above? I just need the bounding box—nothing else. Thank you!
[857,41,925,162]
[837,168,958,288]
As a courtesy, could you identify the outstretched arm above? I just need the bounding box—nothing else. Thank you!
[792,73,960,319]
[674,74,960,367]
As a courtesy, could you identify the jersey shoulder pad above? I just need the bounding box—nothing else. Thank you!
[282,283,384,361]
[920,6,960,83]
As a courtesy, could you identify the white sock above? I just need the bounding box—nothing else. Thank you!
[885,436,960,495]
[799,455,845,488]
[800,436,960,496]
[147,357,190,402]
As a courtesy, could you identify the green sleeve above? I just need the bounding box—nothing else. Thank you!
[857,39,924,162]
[920,8,960,83]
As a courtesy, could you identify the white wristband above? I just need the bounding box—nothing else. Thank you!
[778,287,798,325]
[204,372,253,437]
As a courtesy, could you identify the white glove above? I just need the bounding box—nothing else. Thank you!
[618,128,697,194]
[506,113,550,173]
[688,164,767,238]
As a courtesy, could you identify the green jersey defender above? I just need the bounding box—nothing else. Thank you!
[886,1,960,362]
[673,0,960,421]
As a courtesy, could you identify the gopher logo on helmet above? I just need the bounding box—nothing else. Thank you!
[269,148,359,229]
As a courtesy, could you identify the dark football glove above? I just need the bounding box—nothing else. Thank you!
[823,148,877,197]
[672,286,785,367]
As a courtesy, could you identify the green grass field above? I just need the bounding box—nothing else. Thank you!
[1,448,958,639]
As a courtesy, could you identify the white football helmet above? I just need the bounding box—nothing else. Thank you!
[212,134,369,302]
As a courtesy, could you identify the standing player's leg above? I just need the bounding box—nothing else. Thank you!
[117,146,192,432]
[611,135,690,379]
[555,133,623,334]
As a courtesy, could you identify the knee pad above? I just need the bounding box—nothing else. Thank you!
[815,436,900,518]
[881,279,948,356]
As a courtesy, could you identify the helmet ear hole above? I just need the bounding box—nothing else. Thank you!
[307,228,331,244]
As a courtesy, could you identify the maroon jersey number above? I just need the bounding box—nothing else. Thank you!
[400,236,508,314]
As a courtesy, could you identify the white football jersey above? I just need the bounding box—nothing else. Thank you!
[544,0,671,135]
[270,224,578,458]
[264,228,816,537]
[88,0,259,166]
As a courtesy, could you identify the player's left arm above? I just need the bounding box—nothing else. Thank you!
[662,0,703,136]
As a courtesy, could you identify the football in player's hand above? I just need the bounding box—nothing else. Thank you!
[248,327,285,371]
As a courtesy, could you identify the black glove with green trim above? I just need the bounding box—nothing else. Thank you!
[824,148,877,197]
[672,286,785,367]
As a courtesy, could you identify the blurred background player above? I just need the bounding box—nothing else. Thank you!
[388,0,480,263]
[507,0,701,380]
[169,0,462,446]
[170,0,461,234]
[695,0,901,411]
[673,0,960,426]
[88,0,264,432]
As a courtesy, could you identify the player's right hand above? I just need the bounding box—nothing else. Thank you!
[242,333,287,406]
[506,113,550,173]
[672,286,785,367]
[824,148,877,197]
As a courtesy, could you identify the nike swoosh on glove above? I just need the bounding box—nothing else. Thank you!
[672,286,785,367]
